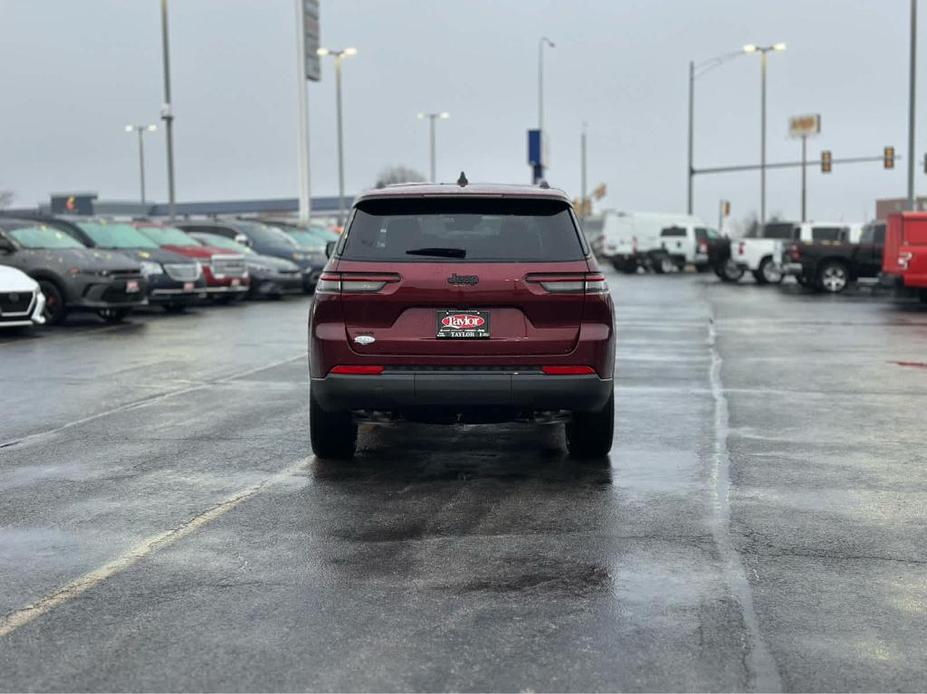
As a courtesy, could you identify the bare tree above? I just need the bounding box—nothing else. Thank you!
[0,190,13,210]
[375,166,426,188]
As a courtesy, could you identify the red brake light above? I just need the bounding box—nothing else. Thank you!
[316,272,400,294]
[698,241,708,253]
[330,365,384,375]
[525,273,608,294]
[542,365,596,375]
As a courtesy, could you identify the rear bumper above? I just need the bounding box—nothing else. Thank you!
[311,371,613,413]
[781,262,804,276]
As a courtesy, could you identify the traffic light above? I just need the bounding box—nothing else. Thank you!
[884,146,895,169]
[821,150,832,173]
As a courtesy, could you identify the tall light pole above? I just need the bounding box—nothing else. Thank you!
[580,122,588,219]
[417,112,450,182]
[907,0,917,211]
[537,36,555,182]
[687,49,752,214]
[317,47,357,228]
[159,0,176,221]
[125,124,158,206]
[743,42,787,224]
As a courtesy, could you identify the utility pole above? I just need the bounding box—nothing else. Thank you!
[159,0,176,221]
[687,60,695,214]
[908,0,918,211]
[418,112,450,182]
[126,125,157,206]
[537,37,554,182]
[760,49,768,225]
[800,134,808,222]
[294,0,311,223]
[580,122,588,220]
[317,47,357,227]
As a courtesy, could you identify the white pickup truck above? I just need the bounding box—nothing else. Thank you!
[599,211,708,273]
[732,221,860,284]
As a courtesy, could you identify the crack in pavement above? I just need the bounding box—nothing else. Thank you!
[707,309,783,692]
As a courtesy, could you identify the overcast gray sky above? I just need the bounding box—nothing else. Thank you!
[0,0,917,223]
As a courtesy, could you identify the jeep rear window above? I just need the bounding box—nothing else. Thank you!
[339,198,585,262]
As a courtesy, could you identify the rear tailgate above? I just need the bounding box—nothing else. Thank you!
[337,260,588,356]
[331,195,592,359]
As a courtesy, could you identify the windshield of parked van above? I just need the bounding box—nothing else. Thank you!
[137,225,200,247]
[341,198,584,262]
[6,223,86,249]
[77,222,160,249]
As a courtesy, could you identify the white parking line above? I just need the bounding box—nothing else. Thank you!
[0,352,308,449]
[0,457,309,638]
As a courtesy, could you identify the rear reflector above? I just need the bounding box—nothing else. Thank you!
[330,365,384,375]
[542,365,596,375]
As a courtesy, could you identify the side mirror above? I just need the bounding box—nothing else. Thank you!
[234,234,252,247]
[325,240,336,259]
[0,236,15,253]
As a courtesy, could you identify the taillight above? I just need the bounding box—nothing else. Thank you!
[737,241,745,255]
[330,365,384,375]
[316,272,400,294]
[698,241,708,253]
[631,236,638,254]
[526,273,608,294]
[542,365,596,375]
[898,252,913,270]
[788,244,801,261]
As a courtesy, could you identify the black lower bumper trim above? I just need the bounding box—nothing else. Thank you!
[311,371,613,413]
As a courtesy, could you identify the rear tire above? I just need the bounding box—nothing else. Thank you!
[566,391,614,459]
[310,389,357,460]
[717,259,744,283]
[38,280,68,326]
[754,257,783,285]
[816,260,850,293]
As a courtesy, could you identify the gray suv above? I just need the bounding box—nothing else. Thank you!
[0,218,147,324]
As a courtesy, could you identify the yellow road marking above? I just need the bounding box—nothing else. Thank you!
[0,458,309,638]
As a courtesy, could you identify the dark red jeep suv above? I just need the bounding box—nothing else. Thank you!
[308,180,615,460]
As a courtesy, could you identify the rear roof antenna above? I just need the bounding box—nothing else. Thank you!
[538,179,550,189]
[457,171,468,187]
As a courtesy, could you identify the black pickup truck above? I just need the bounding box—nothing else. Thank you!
[781,222,885,293]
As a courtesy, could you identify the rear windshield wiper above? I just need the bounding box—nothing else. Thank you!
[404,247,467,258]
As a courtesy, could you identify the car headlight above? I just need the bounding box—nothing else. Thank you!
[140,261,164,277]
[246,260,272,273]
[291,252,305,261]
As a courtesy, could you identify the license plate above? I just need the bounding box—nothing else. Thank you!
[436,310,490,339]
[183,282,194,291]
[231,279,241,287]
[125,280,140,293]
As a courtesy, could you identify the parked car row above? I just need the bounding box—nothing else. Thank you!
[592,209,926,301]
[0,214,339,329]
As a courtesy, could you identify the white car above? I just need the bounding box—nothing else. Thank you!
[0,265,46,329]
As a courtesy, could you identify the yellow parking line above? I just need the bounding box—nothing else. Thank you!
[0,457,309,638]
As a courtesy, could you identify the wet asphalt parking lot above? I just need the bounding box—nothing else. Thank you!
[1,271,926,692]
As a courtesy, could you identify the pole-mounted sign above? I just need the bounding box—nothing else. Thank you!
[302,0,322,82]
[788,114,821,138]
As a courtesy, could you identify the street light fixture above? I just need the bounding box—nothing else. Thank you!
[417,112,450,182]
[316,46,358,227]
[743,42,787,224]
[125,124,158,206]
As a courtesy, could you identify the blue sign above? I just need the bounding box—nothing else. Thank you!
[527,129,543,166]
